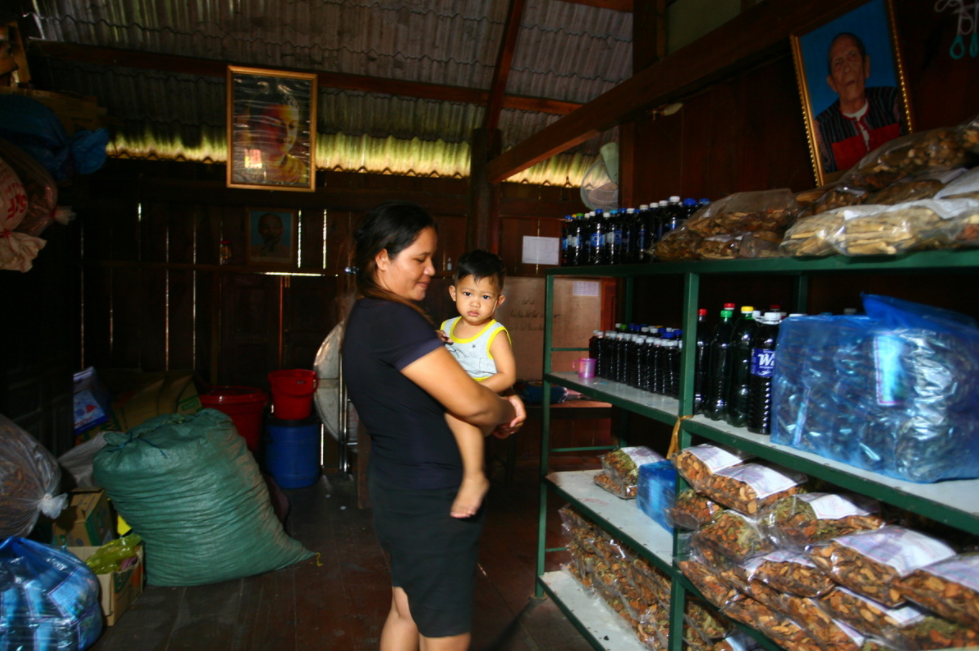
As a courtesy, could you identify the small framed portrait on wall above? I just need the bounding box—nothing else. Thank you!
[246,208,298,266]
[791,0,913,186]
[227,66,317,191]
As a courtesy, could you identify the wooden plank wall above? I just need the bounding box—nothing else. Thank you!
[78,161,584,389]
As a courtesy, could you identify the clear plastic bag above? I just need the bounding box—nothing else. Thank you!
[0,154,46,272]
[772,297,979,483]
[673,443,752,493]
[58,432,109,489]
[780,211,845,256]
[894,553,979,630]
[820,586,930,642]
[677,539,741,609]
[0,137,69,238]
[753,549,835,598]
[699,462,807,516]
[0,537,102,650]
[782,594,866,651]
[760,492,883,548]
[695,510,776,564]
[667,489,723,531]
[0,413,67,538]
[595,447,665,499]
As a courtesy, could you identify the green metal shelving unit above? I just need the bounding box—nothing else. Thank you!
[536,249,979,651]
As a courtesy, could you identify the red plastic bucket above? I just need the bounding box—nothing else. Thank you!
[199,386,268,453]
[268,370,319,420]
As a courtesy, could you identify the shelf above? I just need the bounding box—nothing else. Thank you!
[538,571,647,651]
[546,470,674,575]
[684,415,979,537]
[545,372,679,426]
[546,249,979,278]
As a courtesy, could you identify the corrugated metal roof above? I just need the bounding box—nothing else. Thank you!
[30,0,629,182]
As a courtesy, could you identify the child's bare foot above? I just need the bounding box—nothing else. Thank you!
[451,474,489,518]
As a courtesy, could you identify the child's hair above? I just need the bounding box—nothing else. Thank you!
[453,249,507,291]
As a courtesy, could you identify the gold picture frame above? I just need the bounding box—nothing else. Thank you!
[791,0,913,187]
[227,66,317,192]
[245,207,299,267]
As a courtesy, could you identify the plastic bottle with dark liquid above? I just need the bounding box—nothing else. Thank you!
[705,305,736,420]
[726,306,757,428]
[693,309,709,415]
[747,312,782,435]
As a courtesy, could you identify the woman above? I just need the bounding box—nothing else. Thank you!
[342,201,525,651]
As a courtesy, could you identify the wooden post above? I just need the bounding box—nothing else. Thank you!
[467,128,503,253]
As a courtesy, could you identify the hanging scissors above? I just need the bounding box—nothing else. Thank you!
[936,0,978,58]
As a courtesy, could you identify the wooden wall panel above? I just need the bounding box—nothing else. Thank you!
[434,214,467,272]
[169,270,196,370]
[197,205,221,266]
[81,264,112,369]
[196,270,215,382]
[109,266,142,368]
[500,216,563,277]
[299,208,326,270]
[169,204,196,265]
[139,269,167,371]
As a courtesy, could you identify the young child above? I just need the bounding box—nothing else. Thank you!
[439,250,516,519]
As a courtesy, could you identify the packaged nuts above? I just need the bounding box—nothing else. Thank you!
[762,493,884,548]
[783,594,866,651]
[679,557,740,609]
[820,586,929,640]
[669,489,724,531]
[806,527,957,607]
[673,444,752,493]
[697,511,776,563]
[597,447,665,500]
[754,550,835,598]
[894,553,979,630]
[700,463,808,515]
[594,469,637,499]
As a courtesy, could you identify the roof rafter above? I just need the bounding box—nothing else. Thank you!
[484,0,527,131]
[554,0,633,12]
[27,39,582,116]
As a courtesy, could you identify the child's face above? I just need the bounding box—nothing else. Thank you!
[449,275,505,326]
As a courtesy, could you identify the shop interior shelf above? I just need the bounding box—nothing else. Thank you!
[538,571,648,651]
[545,372,679,426]
[683,415,979,536]
[546,469,675,574]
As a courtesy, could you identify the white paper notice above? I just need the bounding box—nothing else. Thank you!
[572,281,600,297]
[521,236,560,265]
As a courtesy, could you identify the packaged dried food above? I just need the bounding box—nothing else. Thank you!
[698,234,742,260]
[655,226,703,262]
[753,612,824,651]
[896,614,979,650]
[894,553,979,630]
[738,231,784,259]
[807,527,957,607]
[783,593,866,651]
[780,211,844,256]
[721,594,776,628]
[754,549,835,598]
[761,493,883,548]
[697,510,776,563]
[628,555,672,605]
[685,190,798,238]
[833,204,946,256]
[771,297,979,484]
[566,558,594,590]
[559,505,597,542]
[679,557,740,609]
[820,586,929,641]
[744,579,787,613]
[810,186,868,214]
[637,601,671,651]
[717,555,763,593]
[668,489,724,531]
[712,631,761,651]
[864,177,946,206]
[600,447,665,493]
[841,123,979,191]
[685,597,735,640]
[935,166,979,201]
[594,469,637,499]
[0,415,67,538]
[637,460,676,532]
[700,463,807,516]
[673,444,752,492]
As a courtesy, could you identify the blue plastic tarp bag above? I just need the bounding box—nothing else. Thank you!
[0,537,102,650]
[771,295,979,483]
[637,461,676,533]
[0,95,108,181]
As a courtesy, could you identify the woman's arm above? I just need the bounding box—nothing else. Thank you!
[401,346,516,427]
[478,331,517,394]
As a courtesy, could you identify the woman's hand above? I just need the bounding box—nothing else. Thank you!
[491,394,526,439]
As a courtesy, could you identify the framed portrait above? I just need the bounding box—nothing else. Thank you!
[791,0,913,186]
[227,66,317,192]
[245,208,298,266]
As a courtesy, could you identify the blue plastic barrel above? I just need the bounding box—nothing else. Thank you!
[264,416,321,489]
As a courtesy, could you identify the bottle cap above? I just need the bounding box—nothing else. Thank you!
[627,208,635,213]
[699,198,710,204]
[723,302,736,309]
[669,195,681,202]
[640,204,649,210]
[843,308,858,315]
[721,310,733,318]
[741,305,754,313]
[787,313,806,318]
[698,308,707,316]
[683,198,697,206]
[593,330,603,336]
[763,312,782,320]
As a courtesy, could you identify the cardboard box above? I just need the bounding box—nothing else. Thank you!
[53,489,115,548]
[73,367,112,435]
[69,544,144,626]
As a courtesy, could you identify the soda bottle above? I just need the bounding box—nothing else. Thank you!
[693,309,709,415]
[589,329,602,372]
[590,209,606,265]
[650,336,664,394]
[634,206,650,263]
[605,210,621,265]
[705,304,736,421]
[639,336,653,391]
[561,215,572,265]
[627,334,642,387]
[747,312,782,435]
[622,208,635,264]
[663,196,683,236]
[683,198,699,221]
[666,332,681,398]
[726,306,757,428]
[615,333,628,383]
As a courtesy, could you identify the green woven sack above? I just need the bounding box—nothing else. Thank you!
[92,409,312,586]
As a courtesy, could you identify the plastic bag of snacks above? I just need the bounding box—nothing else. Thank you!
[862,169,962,205]
[0,154,46,272]
[0,414,67,538]
[782,594,866,651]
[673,443,752,493]
[712,631,761,651]
[761,493,883,548]
[700,462,807,515]
[627,555,672,606]
[806,526,957,607]
[696,510,776,563]
[894,553,979,630]
[820,586,929,640]
[678,545,741,609]
[594,446,665,499]
[772,297,979,483]
[668,489,724,531]
[839,115,979,191]
[685,596,735,641]
[753,549,835,598]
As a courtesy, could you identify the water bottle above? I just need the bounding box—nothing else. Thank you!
[590,209,606,266]
[615,333,627,383]
[726,306,757,428]
[663,196,683,236]
[747,312,782,435]
[589,329,602,373]
[705,304,736,420]
[693,309,709,415]
[666,333,681,398]
[683,197,699,220]
[605,210,621,266]
[622,208,635,264]
[635,205,650,263]
[639,336,653,391]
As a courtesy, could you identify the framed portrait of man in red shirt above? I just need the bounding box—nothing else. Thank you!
[791,0,913,186]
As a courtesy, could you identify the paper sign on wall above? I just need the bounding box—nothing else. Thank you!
[521,236,560,265]
[572,281,599,297]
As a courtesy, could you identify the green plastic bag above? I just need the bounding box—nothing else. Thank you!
[84,534,142,573]
[93,409,312,586]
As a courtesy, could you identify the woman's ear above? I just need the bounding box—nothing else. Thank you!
[375,249,390,272]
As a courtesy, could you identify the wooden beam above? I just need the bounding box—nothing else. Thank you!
[555,0,633,12]
[27,39,581,116]
[487,0,868,182]
[485,0,527,131]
